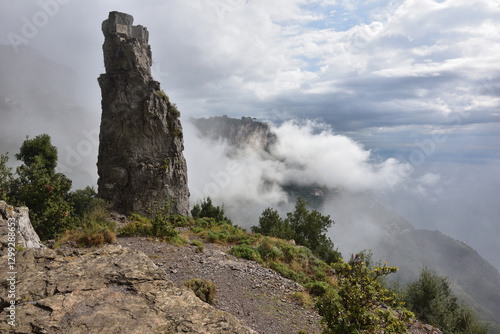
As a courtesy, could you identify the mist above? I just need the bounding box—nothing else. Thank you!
[0,1,499,272]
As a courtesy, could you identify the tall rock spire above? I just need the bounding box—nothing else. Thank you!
[97,11,190,216]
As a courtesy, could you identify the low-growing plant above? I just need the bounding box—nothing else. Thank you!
[191,240,205,253]
[229,244,262,262]
[148,198,179,241]
[182,278,218,305]
[118,213,152,236]
[59,201,116,247]
[292,291,314,309]
[305,281,330,297]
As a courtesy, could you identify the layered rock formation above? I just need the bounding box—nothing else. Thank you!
[0,245,256,333]
[0,201,44,254]
[97,11,189,216]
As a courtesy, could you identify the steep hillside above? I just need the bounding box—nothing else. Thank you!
[193,115,500,329]
[375,229,500,324]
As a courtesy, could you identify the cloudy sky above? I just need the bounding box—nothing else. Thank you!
[1,0,499,268]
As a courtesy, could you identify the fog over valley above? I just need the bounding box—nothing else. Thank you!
[1,0,499,276]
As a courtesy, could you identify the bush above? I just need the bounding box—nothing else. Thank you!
[316,254,413,333]
[292,291,314,308]
[191,240,204,253]
[59,200,116,247]
[148,198,179,241]
[252,198,341,264]
[405,268,488,334]
[66,186,98,218]
[191,197,232,225]
[305,281,330,297]
[257,237,281,261]
[182,278,217,305]
[230,244,261,262]
[118,213,151,237]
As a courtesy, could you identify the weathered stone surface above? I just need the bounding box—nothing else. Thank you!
[0,245,256,333]
[0,201,44,254]
[97,11,189,216]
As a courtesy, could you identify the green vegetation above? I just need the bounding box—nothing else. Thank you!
[0,153,13,200]
[182,278,218,305]
[191,197,233,225]
[405,268,489,334]
[190,240,204,253]
[118,197,188,245]
[7,134,78,239]
[2,134,117,245]
[252,197,341,264]
[316,254,413,333]
[58,199,116,247]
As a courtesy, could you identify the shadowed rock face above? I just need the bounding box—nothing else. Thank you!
[0,245,256,333]
[97,11,189,216]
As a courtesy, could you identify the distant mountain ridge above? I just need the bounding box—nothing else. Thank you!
[192,115,500,329]
[190,115,276,152]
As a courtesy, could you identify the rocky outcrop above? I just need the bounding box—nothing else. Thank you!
[191,116,276,152]
[97,11,189,216]
[0,245,256,333]
[0,201,43,254]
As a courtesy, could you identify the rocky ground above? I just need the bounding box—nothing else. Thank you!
[114,232,442,334]
[116,235,322,334]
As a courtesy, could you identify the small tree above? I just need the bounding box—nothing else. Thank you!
[406,268,488,334]
[316,254,413,333]
[191,197,232,224]
[16,134,58,171]
[251,207,292,239]
[9,134,77,239]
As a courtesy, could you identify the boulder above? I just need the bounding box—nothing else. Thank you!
[97,11,190,216]
[0,245,256,333]
[0,201,44,254]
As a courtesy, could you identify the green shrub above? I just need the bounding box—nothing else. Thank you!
[271,261,299,281]
[405,268,488,334]
[191,197,232,225]
[191,240,205,253]
[252,198,341,264]
[118,213,152,236]
[148,198,179,241]
[182,278,218,305]
[305,281,330,297]
[230,244,261,262]
[292,291,314,308]
[8,134,77,240]
[316,254,413,334]
[66,186,98,218]
[257,237,282,260]
[59,201,116,247]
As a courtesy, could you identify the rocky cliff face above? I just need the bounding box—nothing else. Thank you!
[97,11,189,216]
[191,116,276,152]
